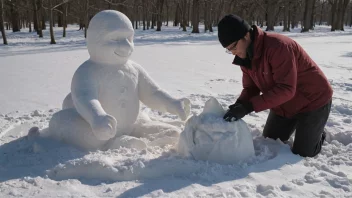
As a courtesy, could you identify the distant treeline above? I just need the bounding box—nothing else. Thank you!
[0,0,351,45]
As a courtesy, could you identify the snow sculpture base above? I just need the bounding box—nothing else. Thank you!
[47,109,181,151]
[177,97,255,164]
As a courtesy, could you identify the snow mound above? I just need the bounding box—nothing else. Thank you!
[177,97,255,164]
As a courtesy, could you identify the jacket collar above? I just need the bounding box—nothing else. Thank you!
[252,25,264,59]
[231,25,265,69]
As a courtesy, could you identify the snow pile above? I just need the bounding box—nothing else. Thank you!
[178,97,255,164]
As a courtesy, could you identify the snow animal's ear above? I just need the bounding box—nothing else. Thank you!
[201,97,226,117]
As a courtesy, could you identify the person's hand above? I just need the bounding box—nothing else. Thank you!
[223,101,254,122]
[91,114,117,140]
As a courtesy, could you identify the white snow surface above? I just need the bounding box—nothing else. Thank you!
[0,23,352,197]
[178,97,255,164]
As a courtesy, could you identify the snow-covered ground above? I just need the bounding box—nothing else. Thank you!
[0,24,352,197]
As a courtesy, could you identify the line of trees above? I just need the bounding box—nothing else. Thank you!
[0,0,351,45]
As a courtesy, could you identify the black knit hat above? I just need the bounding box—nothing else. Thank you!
[218,14,251,48]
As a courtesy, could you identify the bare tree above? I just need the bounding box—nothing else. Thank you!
[10,0,20,32]
[49,0,56,44]
[174,1,180,27]
[33,0,43,37]
[329,0,349,31]
[350,5,352,26]
[338,0,350,30]
[302,0,314,32]
[191,0,199,33]
[181,0,187,31]
[309,0,317,30]
[283,0,290,31]
[156,0,164,31]
[165,0,169,26]
[142,0,146,30]
[27,0,32,32]
[62,2,68,37]
[204,0,213,32]
[85,0,89,37]
[319,0,326,25]
[0,0,7,45]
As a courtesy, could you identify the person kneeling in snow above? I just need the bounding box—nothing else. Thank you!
[217,14,333,157]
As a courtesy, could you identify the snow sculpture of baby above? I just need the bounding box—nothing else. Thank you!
[177,97,254,164]
[46,10,191,151]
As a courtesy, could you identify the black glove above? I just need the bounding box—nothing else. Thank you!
[228,99,243,109]
[223,101,254,122]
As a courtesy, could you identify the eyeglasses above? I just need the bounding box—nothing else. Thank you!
[225,41,239,54]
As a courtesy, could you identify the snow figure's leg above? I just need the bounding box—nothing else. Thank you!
[105,135,147,150]
[47,108,108,151]
[62,93,74,109]
[131,119,181,147]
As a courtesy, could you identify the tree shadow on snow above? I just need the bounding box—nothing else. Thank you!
[116,136,303,198]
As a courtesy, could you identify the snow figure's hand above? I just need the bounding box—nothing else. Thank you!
[91,114,117,140]
[175,98,191,121]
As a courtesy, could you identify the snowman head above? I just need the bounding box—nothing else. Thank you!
[87,10,134,64]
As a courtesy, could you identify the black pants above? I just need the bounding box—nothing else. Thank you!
[263,100,332,157]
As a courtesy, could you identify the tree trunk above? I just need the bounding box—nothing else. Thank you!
[147,10,150,30]
[338,0,350,30]
[134,0,138,30]
[330,0,338,31]
[49,0,56,44]
[165,0,169,26]
[215,0,224,26]
[174,2,180,26]
[209,1,213,32]
[33,9,38,31]
[33,0,43,37]
[350,7,352,27]
[151,11,155,29]
[57,5,63,27]
[337,1,342,28]
[266,0,276,31]
[187,0,191,26]
[156,0,164,31]
[142,0,146,30]
[0,0,7,45]
[63,3,67,37]
[84,0,89,38]
[42,15,46,30]
[181,0,187,31]
[204,0,209,32]
[309,0,316,29]
[283,0,290,31]
[291,1,297,29]
[302,0,313,32]
[204,0,213,32]
[319,0,325,25]
[191,0,200,33]
[10,0,20,32]
[37,0,46,30]
[27,0,32,32]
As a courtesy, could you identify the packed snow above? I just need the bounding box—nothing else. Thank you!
[45,10,190,152]
[178,97,255,164]
[0,18,352,197]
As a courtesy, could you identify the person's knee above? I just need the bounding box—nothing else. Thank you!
[292,145,322,157]
[263,132,291,142]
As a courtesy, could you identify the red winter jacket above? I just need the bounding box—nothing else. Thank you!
[237,26,333,118]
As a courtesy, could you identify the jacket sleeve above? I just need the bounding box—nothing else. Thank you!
[250,44,297,112]
[238,67,261,102]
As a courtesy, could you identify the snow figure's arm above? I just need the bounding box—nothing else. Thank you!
[135,63,191,121]
[71,70,117,140]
